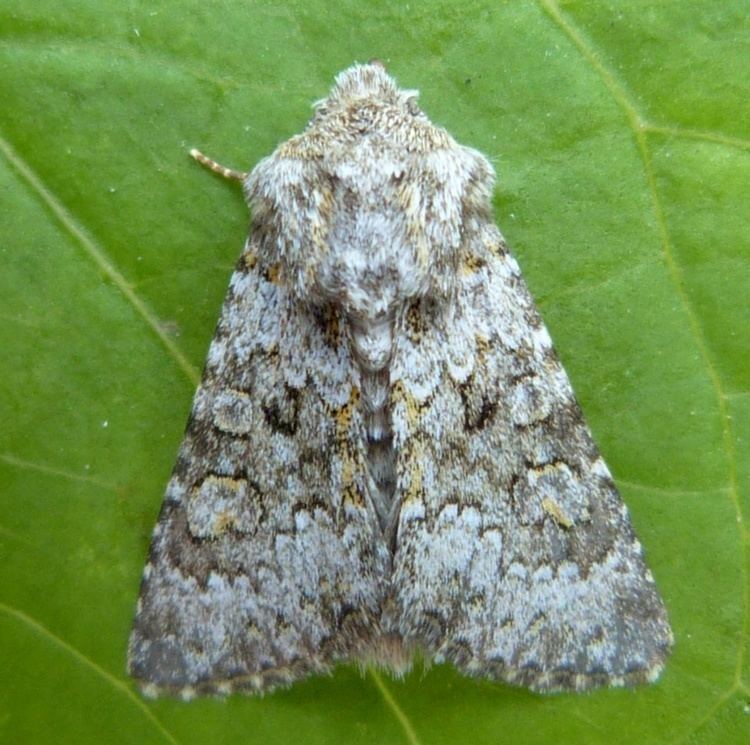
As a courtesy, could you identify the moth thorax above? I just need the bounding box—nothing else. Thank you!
[311,233,433,322]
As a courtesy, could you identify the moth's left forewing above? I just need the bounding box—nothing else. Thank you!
[389,196,672,690]
[128,213,389,695]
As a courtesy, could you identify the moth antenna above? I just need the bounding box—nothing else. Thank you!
[189,148,247,182]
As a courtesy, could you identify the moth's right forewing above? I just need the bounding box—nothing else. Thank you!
[389,226,673,691]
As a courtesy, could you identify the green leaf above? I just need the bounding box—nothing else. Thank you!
[1,1,748,743]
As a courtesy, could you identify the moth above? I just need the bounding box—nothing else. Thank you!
[128,62,672,697]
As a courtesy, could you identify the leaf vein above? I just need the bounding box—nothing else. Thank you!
[645,124,750,152]
[0,602,180,745]
[0,132,200,387]
[540,0,749,702]
[615,479,730,499]
[0,452,117,490]
[369,669,424,745]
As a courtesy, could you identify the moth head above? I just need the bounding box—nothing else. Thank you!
[310,62,430,142]
[247,64,497,308]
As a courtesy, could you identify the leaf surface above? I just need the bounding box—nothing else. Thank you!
[1,2,748,743]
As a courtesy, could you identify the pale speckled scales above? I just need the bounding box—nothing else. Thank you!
[128,63,672,697]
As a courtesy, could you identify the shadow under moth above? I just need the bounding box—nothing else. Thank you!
[128,62,672,698]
